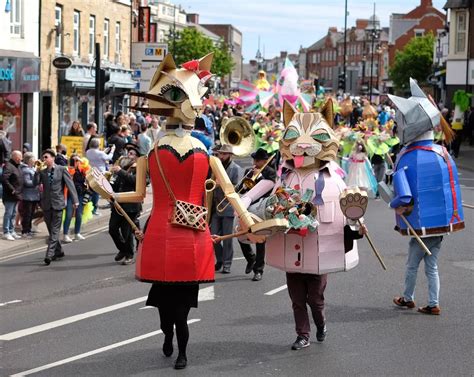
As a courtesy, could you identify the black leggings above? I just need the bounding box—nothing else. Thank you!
[158,305,191,355]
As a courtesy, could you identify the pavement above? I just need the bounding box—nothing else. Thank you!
[454,141,474,172]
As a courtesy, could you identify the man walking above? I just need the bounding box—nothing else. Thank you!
[211,144,242,273]
[2,150,23,240]
[34,149,78,265]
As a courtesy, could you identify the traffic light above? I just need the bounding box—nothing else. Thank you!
[99,69,111,98]
[338,72,345,91]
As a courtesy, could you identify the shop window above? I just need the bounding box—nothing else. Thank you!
[73,11,80,56]
[55,5,62,53]
[89,16,96,57]
[104,19,110,60]
[0,94,22,151]
[10,0,23,36]
[455,11,467,54]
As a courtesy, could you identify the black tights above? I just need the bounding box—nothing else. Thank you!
[158,305,191,355]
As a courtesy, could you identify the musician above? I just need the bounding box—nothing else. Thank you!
[108,143,142,265]
[238,148,276,281]
[210,144,243,273]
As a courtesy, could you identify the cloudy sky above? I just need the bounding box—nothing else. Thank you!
[174,0,447,62]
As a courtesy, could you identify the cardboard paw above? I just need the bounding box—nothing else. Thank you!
[340,187,368,220]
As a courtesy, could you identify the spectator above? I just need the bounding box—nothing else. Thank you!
[83,122,98,154]
[105,113,118,140]
[137,123,152,156]
[55,144,68,166]
[146,117,161,146]
[19,152,40,238]
[191,117,213,153]
[69,120,84,136]
[2,150,23,240]
[107,126,126,163]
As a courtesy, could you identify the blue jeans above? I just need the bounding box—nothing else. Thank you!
[403,236,443,307]
[91,191,99,213]
[63,194,84,235]
[2,199,17,234]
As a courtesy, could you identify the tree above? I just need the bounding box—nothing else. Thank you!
[167,28,234,79]
[389,33,435,93]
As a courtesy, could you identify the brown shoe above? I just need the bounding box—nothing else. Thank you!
[417,305,441,315]
[393,296,415,309]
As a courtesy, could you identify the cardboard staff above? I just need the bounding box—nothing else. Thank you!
[378,181,432,256]
[339,187,387,270]
[86,167,139,232]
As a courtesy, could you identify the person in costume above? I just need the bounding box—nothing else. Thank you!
[240,99,367,350]
[255,70,271,91]
[387,79,464,315]
[238,148,277,281]
[346,140,377,198]
[107,54,267,370]
[108,143,142,266]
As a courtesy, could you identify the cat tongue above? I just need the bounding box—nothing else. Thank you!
[294,155,305,168]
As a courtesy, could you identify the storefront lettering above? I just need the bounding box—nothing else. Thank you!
[0,67,15,81]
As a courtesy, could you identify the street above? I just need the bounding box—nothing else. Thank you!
[1,169,472,377]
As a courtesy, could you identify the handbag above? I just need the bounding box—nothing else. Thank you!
[154,147,208,232]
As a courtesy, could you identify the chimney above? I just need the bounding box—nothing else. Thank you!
[356,19,369,29]
[186,13,199,24]
[421,0,432,7]
[280,51,288,59]
[328,27,338,33]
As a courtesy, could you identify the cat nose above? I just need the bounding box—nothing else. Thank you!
[298,143,312,149]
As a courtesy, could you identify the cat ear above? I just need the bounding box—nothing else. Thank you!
[283,99,296,127]
[320,98,334,128]
[149,54,177,90]
[198,53,214,72]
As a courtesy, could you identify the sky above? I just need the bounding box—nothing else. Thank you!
[174,0,447,62]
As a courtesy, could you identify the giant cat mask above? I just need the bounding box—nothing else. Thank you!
[134,53,213,125]
[280,99,339,169]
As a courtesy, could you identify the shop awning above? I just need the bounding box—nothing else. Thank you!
[63,65,136,90]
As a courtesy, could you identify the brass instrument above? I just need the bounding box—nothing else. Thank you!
[216,154,275,213]
[105,156,134,182]
[219,116,256,157]
[34,160,46,170]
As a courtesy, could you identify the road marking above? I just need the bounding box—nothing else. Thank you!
[10,319,201,376]
[0,209,152,263]
[265,284,287,296]
[453,261,474,271]
[0,296,147,341]
[139,286,215,310]
[0,299,22,307]
[233,257,245,260]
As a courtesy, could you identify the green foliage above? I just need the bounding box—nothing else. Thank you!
[389,33,435,93]
[452,90,473,112]
[167,28,234,78]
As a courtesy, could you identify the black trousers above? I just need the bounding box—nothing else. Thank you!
[108,208,139,257]
[158,305,191,355]
[44,209,63,258]
[20,200,37,234]
[239,241,266,274]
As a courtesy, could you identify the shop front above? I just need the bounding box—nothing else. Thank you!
[0,50,40,152]
[58,64,136,138]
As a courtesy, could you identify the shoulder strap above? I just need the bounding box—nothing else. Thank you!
[154,146,176,202]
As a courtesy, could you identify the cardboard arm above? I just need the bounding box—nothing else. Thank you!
[240,179,275,210]
[114,156,147,203]
[209,156,255,230]
[390,167,412,208]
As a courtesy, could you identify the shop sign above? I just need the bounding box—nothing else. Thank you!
[52,56,72,69]
[0,66,15,81]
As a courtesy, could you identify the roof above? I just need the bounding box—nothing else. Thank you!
[443,0,471,8]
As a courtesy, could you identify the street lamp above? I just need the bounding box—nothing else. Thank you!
[361,54,367,94]
[365,7,380,102]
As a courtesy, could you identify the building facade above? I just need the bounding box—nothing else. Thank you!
[444,0,473,108]
[0,0,41,155]
[40,0,133,150]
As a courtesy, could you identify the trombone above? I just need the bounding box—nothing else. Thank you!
[216,154,275,213]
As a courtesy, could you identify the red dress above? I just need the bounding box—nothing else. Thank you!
[136,145,215,283]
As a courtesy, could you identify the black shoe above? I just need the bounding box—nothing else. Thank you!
[291,336,310,350]
[221,266,231,274]
[252,272,262,281]
[43,257,51,266]
[114,252,126,262]
[163,335,173,357]
[174,353,187,369]
[245,259,256,274]
[52,252,65,261]
[316,324,327,342]
[215,263,222,271]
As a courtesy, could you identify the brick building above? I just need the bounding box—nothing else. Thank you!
[40,0,133,149]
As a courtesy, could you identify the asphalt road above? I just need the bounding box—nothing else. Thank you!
[1,169,473,377]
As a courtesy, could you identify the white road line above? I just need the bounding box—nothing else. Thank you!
[233,257,245,260]
[139,286,215,310]
[10,319,201,377]
[265,285,288,296]
[0,299,22,307]
[0,296,147,341]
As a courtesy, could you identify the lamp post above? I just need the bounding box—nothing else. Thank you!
[365,4,380,102]
[361,54,367,94]
[342,0,348,93]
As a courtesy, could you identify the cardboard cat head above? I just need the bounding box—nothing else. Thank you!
[144,53,213,125]
[280,98,339,169]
